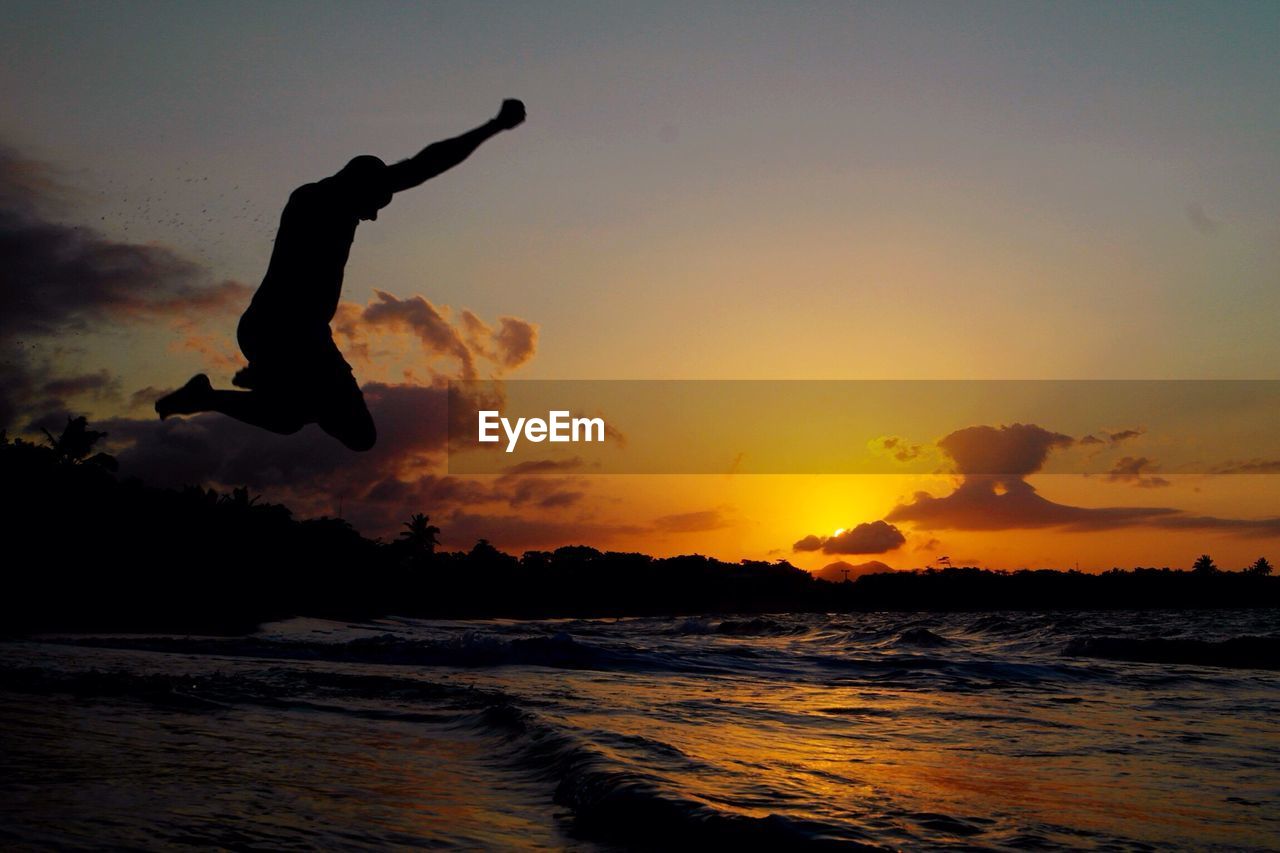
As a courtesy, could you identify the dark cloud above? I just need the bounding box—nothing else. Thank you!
[1144,515,1280,537]
[440,510,645,552]
[129,386,163,411]
[500,458,585,476]
[941,423,1073,476]
[0,174,248,340]
[824,521,907,554]
[887,421,1280,537]
[888,477,1176,531]
[491,457,590,509]
[10,367,124,426]
[504,477,586,510]
[363,473,489,506]
[793,520,907,555]
[1213,459,1280,474]
[41,370,119,399]
[1104,456,1171,488]
[1081,428,1144,447]
[108,381,450,492]
[651,508,733,534]
[792,534,824,552]
[0,145,248,430]
[872,435,925,462]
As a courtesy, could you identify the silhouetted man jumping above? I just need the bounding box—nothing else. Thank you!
[156,99,527,450]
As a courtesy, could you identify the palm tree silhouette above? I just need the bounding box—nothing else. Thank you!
[1246,556,1273,576]
[41,416,117,470]
[400,513,441,557]
[220,486,259,509]
[1192,554,1218,575]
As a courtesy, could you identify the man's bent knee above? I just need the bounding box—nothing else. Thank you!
[321,413,376,451]
[342,425,377,452]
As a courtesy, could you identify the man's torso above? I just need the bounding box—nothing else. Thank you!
[247,178,360,329]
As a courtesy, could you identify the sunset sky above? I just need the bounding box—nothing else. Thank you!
[4,1,1279,572]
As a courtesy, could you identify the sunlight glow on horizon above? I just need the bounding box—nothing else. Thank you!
[3,2,1278,572]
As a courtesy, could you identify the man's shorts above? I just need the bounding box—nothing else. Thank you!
[234,311,364,421]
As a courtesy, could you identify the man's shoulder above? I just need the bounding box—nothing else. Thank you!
[288,180,330,202]
[285,178,349,214]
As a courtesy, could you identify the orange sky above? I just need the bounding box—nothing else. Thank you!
[3,4,1279,573]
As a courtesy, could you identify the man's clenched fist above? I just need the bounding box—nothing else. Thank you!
[495,99,526,130]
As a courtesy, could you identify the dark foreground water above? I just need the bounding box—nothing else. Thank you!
[2,611,1278,851]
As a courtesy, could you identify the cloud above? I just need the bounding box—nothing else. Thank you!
[651,508,733,534]
[40,370,119,400]
[108,381,451,492]
[793,520,907,555]
[1104,456,1171,488]
[1141,515,1280,537]
[339,291,539,383]
[128,386,164,412]
[355,290,478,378]
[493,317,538,369]
[455,310,538,371]
[941,423,1074,477]
[1080,428,1144,447]
[1213,459,1280,474]
[0,180,247,340]
[793,534,824,552]
[169,330,242,371]
[887,421,1280,537]
[824,521,907,554]
[5,361,131,435]
[0,144,248,430]
[503,476,586,510]
[439,510,646,552]
[363,473,490,507]
[870,435,925,462]
[501,458,585,476]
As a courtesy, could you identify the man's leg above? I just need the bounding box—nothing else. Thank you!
[156,374,308,435]
[317,377,376,452]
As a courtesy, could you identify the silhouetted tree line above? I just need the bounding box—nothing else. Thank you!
[1,420,1276,634]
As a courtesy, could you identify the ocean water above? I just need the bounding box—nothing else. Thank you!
[2,611,1277,851]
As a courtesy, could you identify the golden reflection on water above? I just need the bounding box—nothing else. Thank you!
[0,696,576,850]
[448,665,1279,848]
[4,618,1275,850]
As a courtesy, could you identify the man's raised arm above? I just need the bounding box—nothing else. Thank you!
[384,99,526,194]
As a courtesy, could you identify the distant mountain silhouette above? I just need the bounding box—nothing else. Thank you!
[816,560,893,583]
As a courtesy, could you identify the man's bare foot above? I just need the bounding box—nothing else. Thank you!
[155,374,213,420]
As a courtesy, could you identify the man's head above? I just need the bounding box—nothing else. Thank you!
[337,155,393,221]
